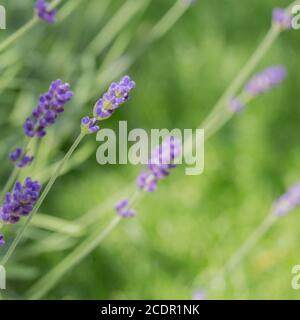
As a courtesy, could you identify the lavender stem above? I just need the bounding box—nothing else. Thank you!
[1,133,85,266]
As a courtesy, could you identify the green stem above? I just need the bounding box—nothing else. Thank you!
[0,133,85,266]
[0,0,64,54]
[27,215,122,299]
[209,214,277,291]
[0,167,20,200]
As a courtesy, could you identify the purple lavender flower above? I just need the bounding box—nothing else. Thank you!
[93,76,136,120]
[272,182,300,217]
[23,80,73,138]
[0,177,42,225]
[192,289,207,300]
[35,0,57,24]
[0,233,5,247]
[245,66,287,96]
[229,97,244,113]
[137,136,182,192]
[81,117,100,135]
[9,147,34,168]
[115,199,136,218]
[272,8,292,29]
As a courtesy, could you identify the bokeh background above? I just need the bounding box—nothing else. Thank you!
[0,0,300,299]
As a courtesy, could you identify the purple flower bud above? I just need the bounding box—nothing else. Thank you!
[192,289,207,300]
[229,97,245,113]
[245,66,287,96]
[9,147,34,168]
[272,182,300,217]
[93,76,136,120]
[272,8,292,29]
[0,177,42,225]
[81,117,100,135]
[137,136,182,192]
[35,0,57,24]
[0,233,5,247]
[23,80,73,138]
[115,199,136,218]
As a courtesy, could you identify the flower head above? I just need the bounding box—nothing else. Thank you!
[272,182,300,217]
[272,8,292,29]
[93,76,136,120]
[115,199,136,218]
[81,117,100,135]
[0,177,42,225]
[137,136,182,192]
[245,66,287,96]
[0,233,5,247]
[35,0,57,23]
[23,79,73,138]
[9,147,34,168]
[229,97,244,113]
[192,289,207,300]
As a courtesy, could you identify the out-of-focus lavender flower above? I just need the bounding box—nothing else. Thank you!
[192,289,207,300]
[23,80,73,138]
[229,97,244,113]
[115,199,136,218]
[81,117,100,135]
[180,0,196,6]
[0,233,5,247]
[35,0,57,24]
[137,136,182,192]
[9,147,34,168]
[93,76,136,120]
[272,8,292,29]
[245,66,287,96]
[0,178,41,225]
[272,182,300,217]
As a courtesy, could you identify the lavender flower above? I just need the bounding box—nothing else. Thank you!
[137,136,182,192]
[0,177,42,225]
[272,182,300,217]
[245,66,287,96]
[115,199,136,218]
[192,289,207,300]
[272,8,292,29]
[229,97,244,113]
[0,233,5,247]
[93,76,136,120]
[23,80,73,138]
[9,147,34,168]
[81,117,100,135]
[35,0,57,24]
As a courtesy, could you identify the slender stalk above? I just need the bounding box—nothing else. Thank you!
[27,215,122,299]
[0,0,64,54]
[0,167,20,200]
[209,214,277,291]
[0,133,85,266]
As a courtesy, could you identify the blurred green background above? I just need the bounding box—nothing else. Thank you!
[0,0,300,299]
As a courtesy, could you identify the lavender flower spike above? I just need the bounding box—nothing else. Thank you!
[115,199,136,218]
[93,76,136,120]
[0,177,42,225]
[9,147,34,168]
[137,136,182,192]
[23,79,73,138]
[245,66,287,96]
[35,0,57,24]
[272,8,293,29]
[229,97,245,113]
[0,233,5,247]
[81,117,100,135]
[272,182,300,217]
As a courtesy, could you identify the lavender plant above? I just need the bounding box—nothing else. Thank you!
[24,2,300,299]
[0,75,136,266]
